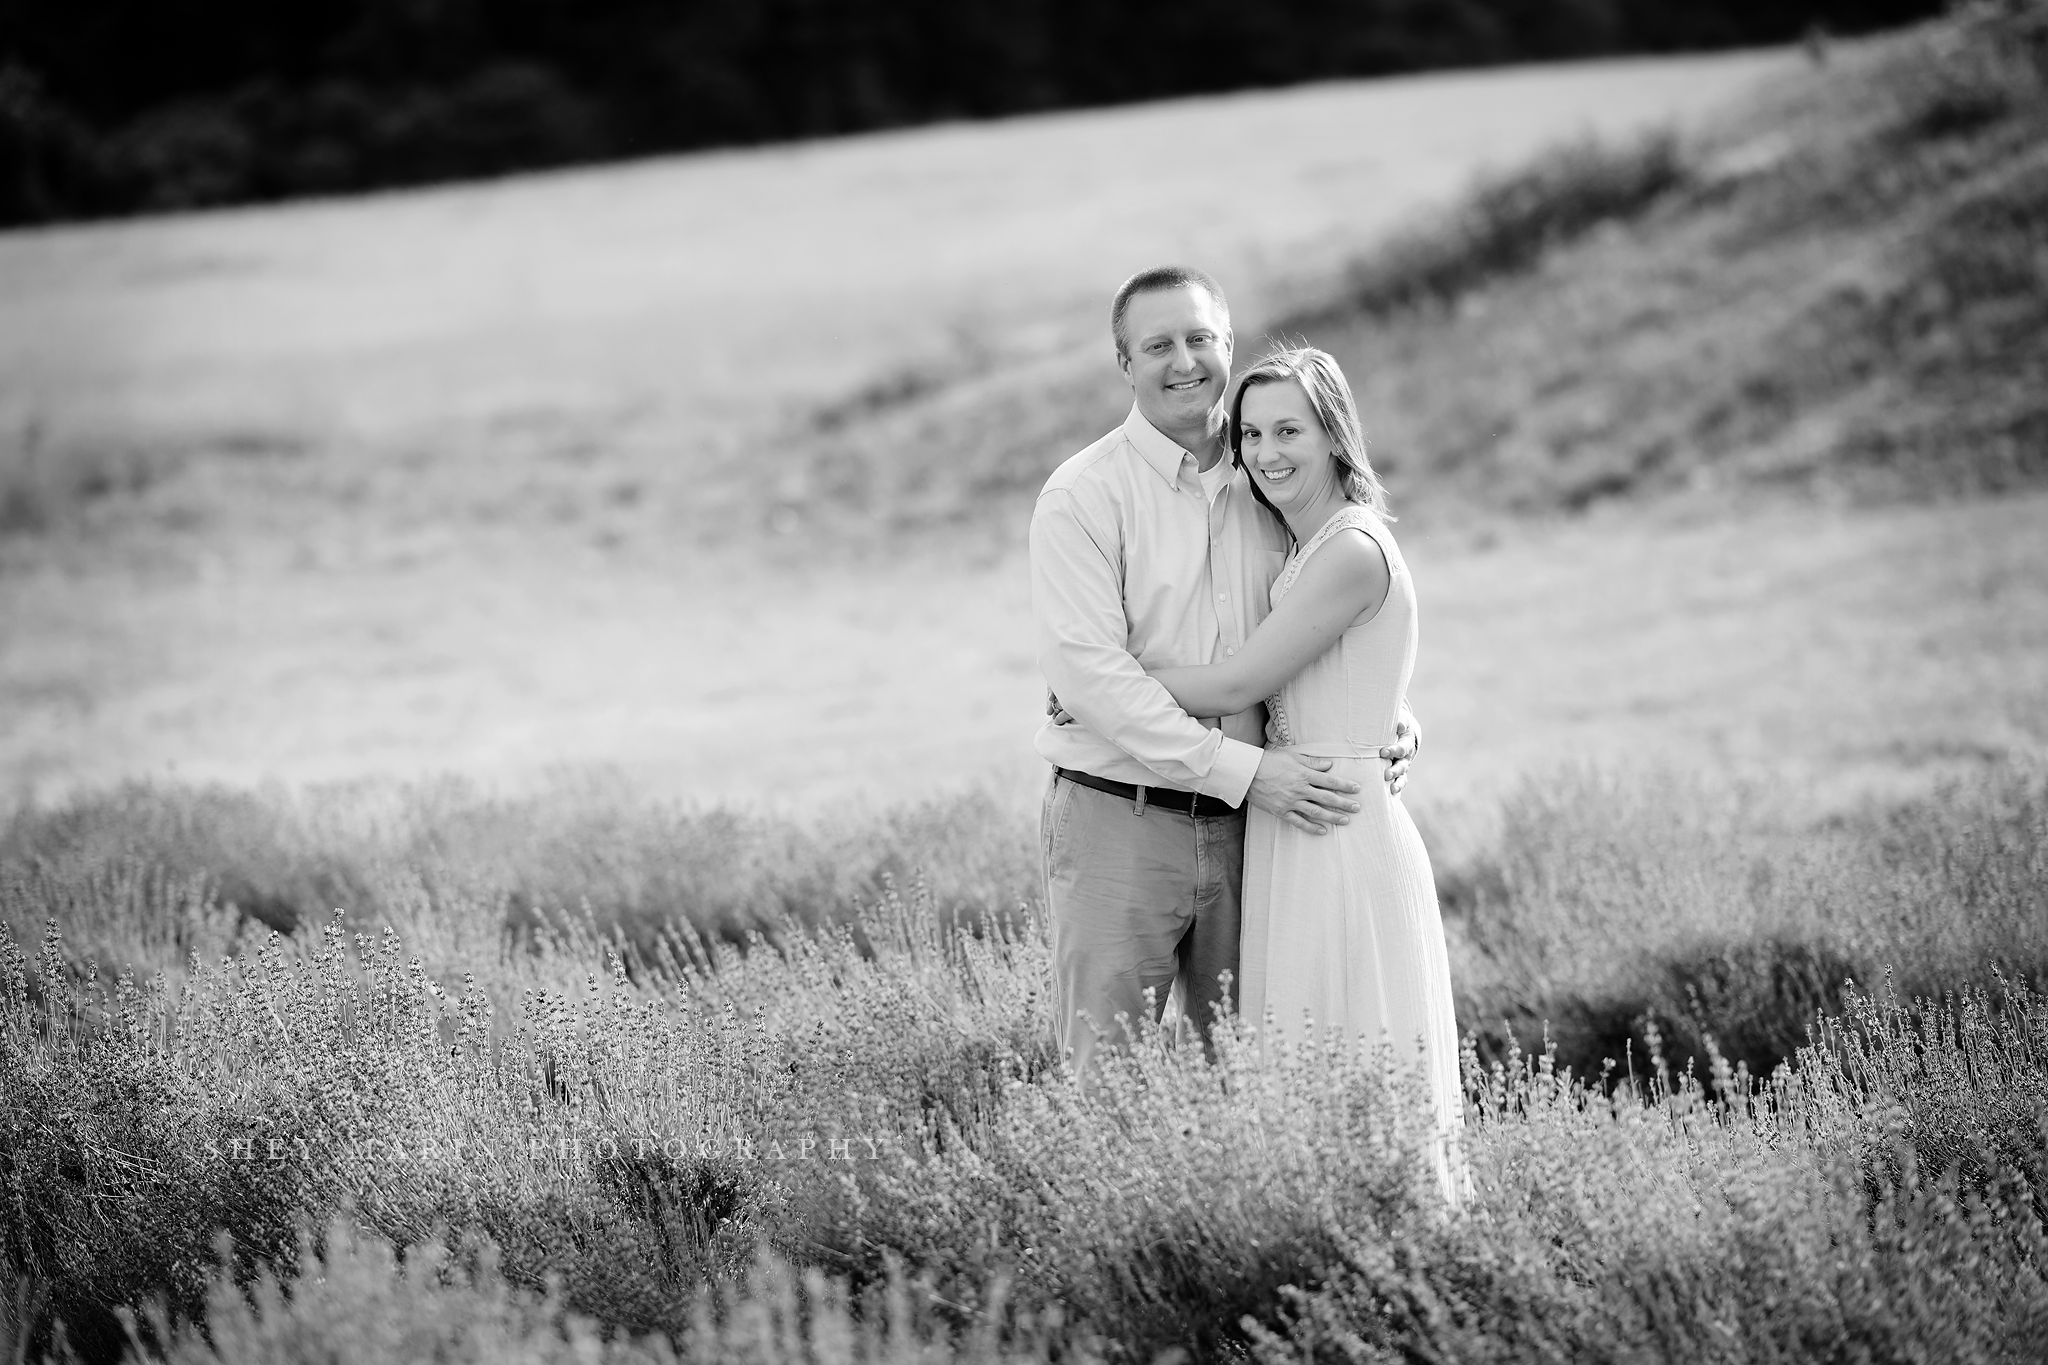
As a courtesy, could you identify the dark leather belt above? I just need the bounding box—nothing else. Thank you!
[1054,766,1240,818]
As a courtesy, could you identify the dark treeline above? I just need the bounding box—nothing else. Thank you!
[1,0,1939,226]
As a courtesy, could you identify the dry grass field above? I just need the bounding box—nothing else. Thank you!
[6,489,2044,825]
[4,33,2041,831]
[0,52,1784,445]
[0,49,1797,816]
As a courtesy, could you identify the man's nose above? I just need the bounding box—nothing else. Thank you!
[1169,339,1196,370]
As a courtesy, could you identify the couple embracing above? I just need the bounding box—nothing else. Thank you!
[1030,265,1460,1197]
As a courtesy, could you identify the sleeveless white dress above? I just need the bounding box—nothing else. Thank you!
[1239,504,1464,1202]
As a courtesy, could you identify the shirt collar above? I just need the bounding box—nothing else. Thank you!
[1122,403,1204,489]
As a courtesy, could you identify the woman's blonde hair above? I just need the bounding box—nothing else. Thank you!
[1229,346,1390,522]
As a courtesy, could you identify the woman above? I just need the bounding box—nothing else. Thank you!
[1143,347,1462,1202]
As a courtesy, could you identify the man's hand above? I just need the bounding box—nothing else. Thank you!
[1379,704,1421,797]
[1047,689,1074,726]
[1247,749,1362,835]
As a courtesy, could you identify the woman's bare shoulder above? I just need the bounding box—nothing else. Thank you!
[1294,524,1391,607]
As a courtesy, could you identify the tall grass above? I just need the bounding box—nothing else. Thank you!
[2,761,2045,1362]
[0,776,1039,981]
[128,1216,1086,1365]
[1444,763,2048,1082]
[13,761,2038,1089]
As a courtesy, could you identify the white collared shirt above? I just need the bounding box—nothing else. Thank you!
[1029,404,1291,804]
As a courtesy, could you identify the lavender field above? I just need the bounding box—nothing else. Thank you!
[4,5,2047,1360]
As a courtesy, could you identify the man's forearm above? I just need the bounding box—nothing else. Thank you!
[1032,492,1265,803]
[1043,642,1265,802]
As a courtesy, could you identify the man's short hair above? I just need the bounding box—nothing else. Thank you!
[1110,265,1230,360]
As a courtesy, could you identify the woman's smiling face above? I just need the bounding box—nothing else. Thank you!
[1238,378,1338,509]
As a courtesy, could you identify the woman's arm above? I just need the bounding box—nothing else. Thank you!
[1149,528,1392,717]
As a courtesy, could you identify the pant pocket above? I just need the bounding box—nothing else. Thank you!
[1045,778,1083,880]
[1039,773,1062,869]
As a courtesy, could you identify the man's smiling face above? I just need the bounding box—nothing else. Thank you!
[1119,284,1233,436]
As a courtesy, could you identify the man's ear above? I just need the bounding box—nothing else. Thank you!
[1117,350,1134,388]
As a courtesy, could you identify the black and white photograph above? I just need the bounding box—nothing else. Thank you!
[2,0,2045,1359]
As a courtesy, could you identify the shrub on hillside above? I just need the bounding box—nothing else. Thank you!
[1248,1142,2048,1362]
[1816,973,2048,1222]
[0,870,1061,1360]
[743,1,2048,537]
[1339,132,1689,317]
[5,765,2047,1359]
[791,1012,1448,1359]
[1246,982,2048,1363]
[0,777,1039,972]
[128,1214,1088,1365]
[12,899,2048,1363]
[1262,0,2048,511]
[1894,0,2048,139]
[0,926,310,1364]
[1445,763,2048,1084]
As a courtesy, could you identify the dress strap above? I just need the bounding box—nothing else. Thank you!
[1333,505,1402,576]
[1300,504,1389,565]
[1311,504,1371,547]
[1275,504,1385,601]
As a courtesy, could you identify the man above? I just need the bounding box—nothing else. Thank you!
[1030,264,1418,1080]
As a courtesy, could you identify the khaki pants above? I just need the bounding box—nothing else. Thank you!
[1041,771,1246,1080]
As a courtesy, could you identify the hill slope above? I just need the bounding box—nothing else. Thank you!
[1316,6,2048,512]
[0,51,1784,563]
[781,7,2047,543]
[2,19,2042,810]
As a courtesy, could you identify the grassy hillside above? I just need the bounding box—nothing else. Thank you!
[1315,8,2048,511]
[0,52,1779,562]
[0,50,1814,813]
[784,7,2048,543]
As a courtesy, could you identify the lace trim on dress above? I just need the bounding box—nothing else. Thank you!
[1264,690,1294,747]
[1273,506,1381,598]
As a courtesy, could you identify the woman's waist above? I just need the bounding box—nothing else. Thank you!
[1269,738,1400,760]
